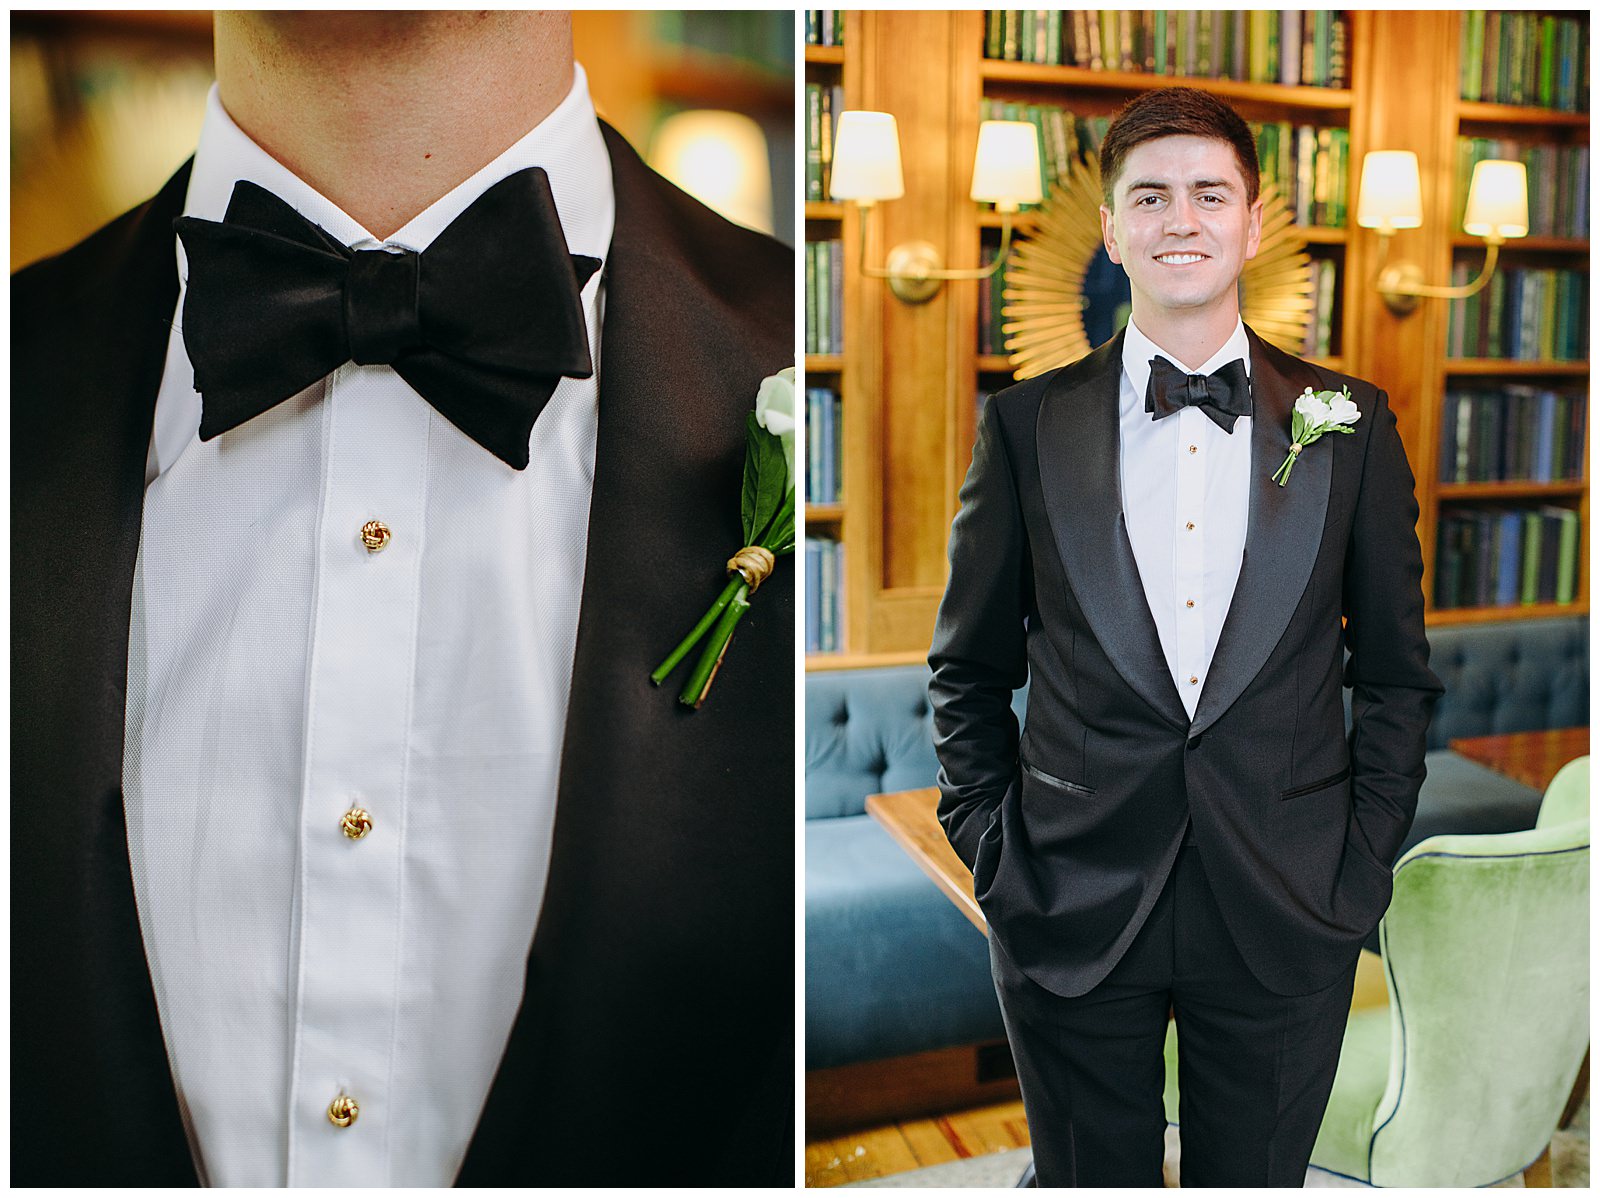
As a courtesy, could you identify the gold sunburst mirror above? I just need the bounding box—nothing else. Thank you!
[999,152,1315,380]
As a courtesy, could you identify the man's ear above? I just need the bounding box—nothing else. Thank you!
[1243,194,1264,262]
[1099,203,1122,265]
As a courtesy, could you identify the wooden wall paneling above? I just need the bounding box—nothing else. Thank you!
[841,8,875,655]
[857,11,970,653]
[1350,10,1458,608]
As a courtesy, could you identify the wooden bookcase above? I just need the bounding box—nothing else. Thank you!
[804,9,1589,665]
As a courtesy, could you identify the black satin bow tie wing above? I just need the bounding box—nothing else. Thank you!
[1144,356,1253,433]
[173,167,601,470]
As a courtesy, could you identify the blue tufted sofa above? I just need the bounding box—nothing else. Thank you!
[805,616,1588,1073]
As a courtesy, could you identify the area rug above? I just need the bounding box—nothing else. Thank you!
[850,1096,1588,1188]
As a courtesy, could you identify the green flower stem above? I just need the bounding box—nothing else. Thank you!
[1273,449,1299,486]
[650,575,744,686]
[679,583,751,708]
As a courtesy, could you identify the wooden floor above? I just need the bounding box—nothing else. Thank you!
[805,1097,1031,1187]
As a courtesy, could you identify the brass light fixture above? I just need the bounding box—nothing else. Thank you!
[828,111,1044,304]
[1357,150,1528,316]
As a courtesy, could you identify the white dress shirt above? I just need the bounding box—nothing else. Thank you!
[123,66,614,1187]
[1117,317,1253,721]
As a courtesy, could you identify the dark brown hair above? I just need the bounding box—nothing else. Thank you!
[1099,87,1260,207]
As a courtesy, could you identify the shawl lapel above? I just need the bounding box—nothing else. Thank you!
[12,163,198,1184]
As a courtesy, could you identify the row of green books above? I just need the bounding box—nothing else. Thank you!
[1446,267,1588,362]
[805,386,843,505]
[1255,122,1350,229]
[804,10,845,47]
[1458,11,1588,112]
[978,98,1351,227]
[1438,388,1587,485]
[982,10,1349,88]
[653,11,790,73]
[1454,137,1589,241]
[805,240,844,355]
[804,82,845,202]
[804,537,846,653]
[1434,506,1582,609]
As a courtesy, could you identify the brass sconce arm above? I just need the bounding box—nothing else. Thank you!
[853,206,1018,304]
[1373,230,1503,316]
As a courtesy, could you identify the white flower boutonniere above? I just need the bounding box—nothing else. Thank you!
[1273,386,1360,486]
[651,367,796,708]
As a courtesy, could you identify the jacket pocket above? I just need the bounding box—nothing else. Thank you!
[1280,766,1351,801]
[1021,758,1097,796]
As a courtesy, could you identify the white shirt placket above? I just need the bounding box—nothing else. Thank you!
[288,363,427,1185]
[1175,407,1208,716]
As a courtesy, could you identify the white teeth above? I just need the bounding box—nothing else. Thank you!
[1156,253,1205,264]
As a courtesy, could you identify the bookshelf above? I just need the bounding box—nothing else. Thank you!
[1424,10,1590,619]
[804,14,854,656]
[804,10,1589,667]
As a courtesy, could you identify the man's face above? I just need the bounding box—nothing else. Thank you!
[1099,134,1263,324]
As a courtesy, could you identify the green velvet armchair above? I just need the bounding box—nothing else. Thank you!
[1163,757,1590,1186]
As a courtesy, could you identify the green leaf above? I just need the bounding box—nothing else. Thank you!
[740,415,761,543]
[746,416,788,547]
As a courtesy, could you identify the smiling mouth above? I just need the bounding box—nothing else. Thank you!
[1154,252,1208,265]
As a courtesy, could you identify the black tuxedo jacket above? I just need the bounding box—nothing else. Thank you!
[12,123,793,1186]
[929,327,1443,1000]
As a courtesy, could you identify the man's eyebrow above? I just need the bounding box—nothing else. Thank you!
[1124,178,1238,193]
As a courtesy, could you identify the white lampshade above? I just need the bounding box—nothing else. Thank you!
[1463,159,1529,239]
[1357,150,1424,230]
[649,109,773,234]
[829,111,904,203]
[970,120,1043,210]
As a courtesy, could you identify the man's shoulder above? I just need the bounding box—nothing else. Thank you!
[984,333,1122,429]
[12,160,190,324]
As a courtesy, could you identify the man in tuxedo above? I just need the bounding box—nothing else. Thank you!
[13,12,792,1186]
[929,87,1441,1186]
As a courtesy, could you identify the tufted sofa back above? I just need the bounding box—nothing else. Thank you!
[1419,617,1588,748]
[806,617,1587,821]
[804,665,1028,819]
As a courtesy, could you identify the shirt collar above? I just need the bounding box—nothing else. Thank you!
[179,60,613,273]
[1121,316,1251,411]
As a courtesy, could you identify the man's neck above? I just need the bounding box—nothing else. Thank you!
[1128,303,1241,371]
[213,11,573,240]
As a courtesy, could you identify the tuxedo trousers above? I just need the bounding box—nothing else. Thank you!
[990,841,1359,1187]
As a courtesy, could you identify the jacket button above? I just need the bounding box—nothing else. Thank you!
[1187,736,1202,750]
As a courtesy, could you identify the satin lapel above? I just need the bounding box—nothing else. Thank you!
[1189,327,1331,737]
[460,123,794,1181]
[12,164,198,1182]
[1036,330,1189,731]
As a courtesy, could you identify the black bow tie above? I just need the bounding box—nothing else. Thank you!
[173,168,601,470]
[1144,356,1252,434]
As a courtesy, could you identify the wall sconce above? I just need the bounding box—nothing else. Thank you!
[829,111,1043,304]
[1357,149,1527,316]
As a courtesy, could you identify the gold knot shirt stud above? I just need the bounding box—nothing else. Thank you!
[360,520,391,552]
[341,807,374,840]
[328,1092,359,1128]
